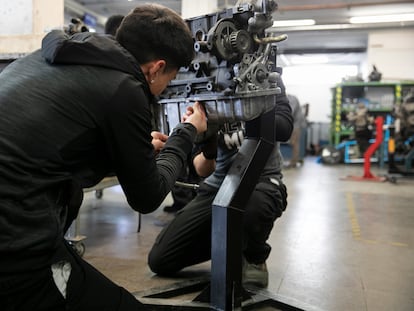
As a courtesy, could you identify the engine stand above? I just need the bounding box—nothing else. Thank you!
[134,110,311,310]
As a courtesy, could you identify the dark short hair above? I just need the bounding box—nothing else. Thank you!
[116,4,194,71]
[105,14,124,35]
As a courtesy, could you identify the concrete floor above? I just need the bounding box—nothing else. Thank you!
[73,157,414,311]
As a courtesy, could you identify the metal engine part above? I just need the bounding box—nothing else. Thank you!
[153,0,287,135]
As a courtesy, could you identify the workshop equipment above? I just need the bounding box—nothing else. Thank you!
[341,116,388,182]
[135,1,308,310]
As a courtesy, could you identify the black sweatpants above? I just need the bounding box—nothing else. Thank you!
[0,241,143,311]
[148,178,287,275]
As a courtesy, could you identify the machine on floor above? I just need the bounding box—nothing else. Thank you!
[139,0,310,310]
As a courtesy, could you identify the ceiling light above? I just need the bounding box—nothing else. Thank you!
[273,19,315,27]
[350,13,414,24]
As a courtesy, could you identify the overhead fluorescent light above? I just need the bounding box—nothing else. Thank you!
[273,19,315,27]
[350,13,414,24]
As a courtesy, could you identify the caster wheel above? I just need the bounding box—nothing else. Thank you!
[73,242,85,257]
[95,190,103,199]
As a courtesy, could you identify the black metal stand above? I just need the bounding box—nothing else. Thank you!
[135,109,308,310]
[209,108,276,310]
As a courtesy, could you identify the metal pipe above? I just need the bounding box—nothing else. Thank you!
[175,181,200,190]
[253,33,288,44]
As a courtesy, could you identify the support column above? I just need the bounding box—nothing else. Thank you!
[0,0,63,58]
[181,0,218,19]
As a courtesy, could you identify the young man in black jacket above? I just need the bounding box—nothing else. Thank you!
[148,77,293,288]
[0,4,206,310]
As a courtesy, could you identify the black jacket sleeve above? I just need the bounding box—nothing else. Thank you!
[274,76,294,142]
[102,77,197,214]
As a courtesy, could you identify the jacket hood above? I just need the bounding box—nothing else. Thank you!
[41,30,146,83]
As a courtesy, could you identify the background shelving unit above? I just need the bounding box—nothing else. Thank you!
[326,81,414,165]
[330,81,414,146]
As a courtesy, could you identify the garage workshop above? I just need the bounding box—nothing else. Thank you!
[1,1,413,310]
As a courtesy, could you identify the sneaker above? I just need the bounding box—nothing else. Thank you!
[242,258,269,288]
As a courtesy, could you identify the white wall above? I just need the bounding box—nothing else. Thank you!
[181,0,218,19]
[367,28,414,81]
[282,63,359,123]
[0,0,64,56]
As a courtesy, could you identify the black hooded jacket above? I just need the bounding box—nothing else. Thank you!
[0,31,196,272]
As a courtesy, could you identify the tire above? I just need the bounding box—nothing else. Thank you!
[321,146,343,165]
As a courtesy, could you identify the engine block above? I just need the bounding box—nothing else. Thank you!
[152,0,287,135]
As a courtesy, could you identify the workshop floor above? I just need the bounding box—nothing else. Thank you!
[74,156,414,311]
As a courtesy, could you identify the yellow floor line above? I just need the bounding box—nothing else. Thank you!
[346,192,408,248]
[346,192,361,240]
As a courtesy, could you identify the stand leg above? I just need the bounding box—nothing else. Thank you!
[211,138,274,310]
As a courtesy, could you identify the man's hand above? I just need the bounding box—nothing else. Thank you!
[151,131,168,155]
[182,102,207,134]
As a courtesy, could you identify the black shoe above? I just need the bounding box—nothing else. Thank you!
[242,257,269,288]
